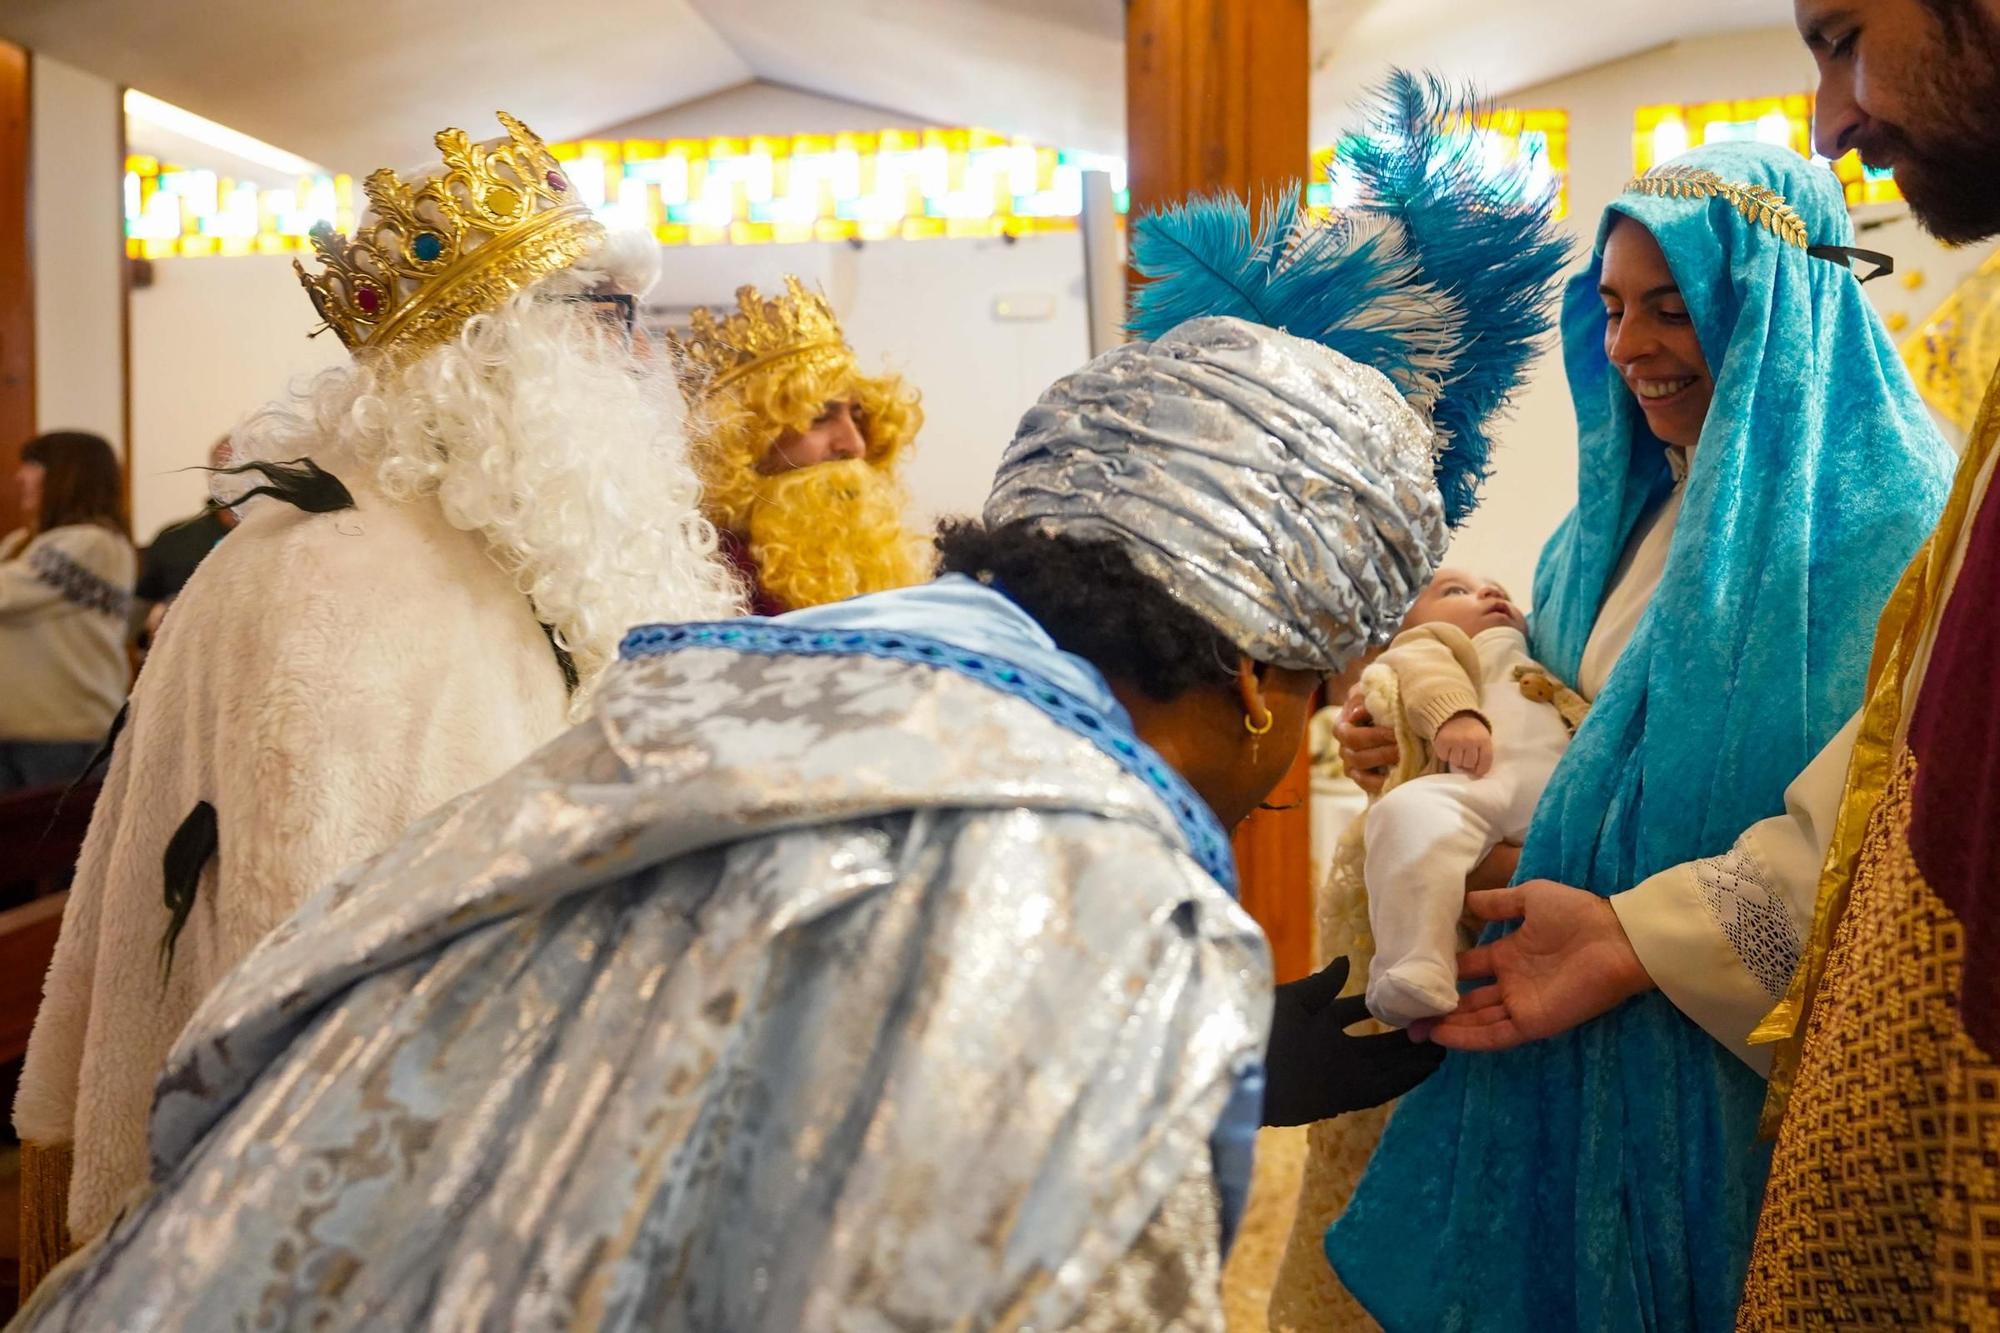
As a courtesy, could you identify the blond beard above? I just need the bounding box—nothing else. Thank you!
[745,457,929,609]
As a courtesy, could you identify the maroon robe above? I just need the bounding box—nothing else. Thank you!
[719,528,787,617]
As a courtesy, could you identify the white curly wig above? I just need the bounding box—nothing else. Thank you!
[228,227,742,693]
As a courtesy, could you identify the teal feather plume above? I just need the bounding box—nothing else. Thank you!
[1127,69,1572,525]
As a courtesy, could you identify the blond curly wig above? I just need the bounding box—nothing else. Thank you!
[693,351,922,534]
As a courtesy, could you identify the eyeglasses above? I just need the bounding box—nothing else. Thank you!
[1806,244,1896,285]
[558,291,637,342]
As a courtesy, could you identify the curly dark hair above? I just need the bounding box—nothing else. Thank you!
[935,517,1241,701]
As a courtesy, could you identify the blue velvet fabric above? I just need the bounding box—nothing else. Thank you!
[1326,143,1953,1331]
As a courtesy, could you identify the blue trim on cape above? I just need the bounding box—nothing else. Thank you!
[618,620,1238,897]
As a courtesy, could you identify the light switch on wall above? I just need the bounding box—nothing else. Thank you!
[992,293,1056,321]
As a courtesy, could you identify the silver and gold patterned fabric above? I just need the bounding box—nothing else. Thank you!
[18,644,1269,1332]
[986,315,1447,674]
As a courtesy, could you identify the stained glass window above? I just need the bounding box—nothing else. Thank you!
[550,129,1128,246]
[125,112,1571,256]
[124,156,355,259]
[1310,108,1569,221]
[1633,95,1901,206]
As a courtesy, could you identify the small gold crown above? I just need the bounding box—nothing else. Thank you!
[667,275,855,403]
[296,111,605,358]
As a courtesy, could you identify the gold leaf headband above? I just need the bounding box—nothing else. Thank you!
[1623,164,1809,248]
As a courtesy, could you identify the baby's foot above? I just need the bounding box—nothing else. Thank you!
[1366,962,1459,1028]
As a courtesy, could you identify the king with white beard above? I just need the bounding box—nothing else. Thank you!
[12,112,742,1287]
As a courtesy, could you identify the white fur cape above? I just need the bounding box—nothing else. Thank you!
[13,474,572,1242]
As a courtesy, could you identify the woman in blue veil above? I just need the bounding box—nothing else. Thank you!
[1326,142,1953,1330]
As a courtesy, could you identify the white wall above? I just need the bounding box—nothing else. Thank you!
[31,53,123,452]
[127,253,344,540]
[1441,26,1993,605]
[591,80,927,142]
[846,234,1092,519]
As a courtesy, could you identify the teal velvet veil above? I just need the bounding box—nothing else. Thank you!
[1326,143,1953,1330]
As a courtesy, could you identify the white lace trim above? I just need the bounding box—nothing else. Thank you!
[1693,847,1803,999]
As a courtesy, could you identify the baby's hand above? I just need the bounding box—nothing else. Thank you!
[1435,713,1494,778]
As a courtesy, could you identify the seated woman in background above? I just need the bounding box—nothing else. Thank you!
[0,431,133,793]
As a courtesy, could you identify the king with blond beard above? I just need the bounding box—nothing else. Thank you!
[669,275,930,613]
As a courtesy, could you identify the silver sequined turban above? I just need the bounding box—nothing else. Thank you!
[984,314,1447,674]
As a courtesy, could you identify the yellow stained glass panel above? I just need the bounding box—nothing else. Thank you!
[131,114,1567,255]
[1632,95,1902,207]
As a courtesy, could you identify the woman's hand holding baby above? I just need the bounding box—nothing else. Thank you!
[1336,687,1398,793]
[1434,712,1493,777]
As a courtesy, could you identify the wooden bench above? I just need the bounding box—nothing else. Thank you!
[0,781,98,907]
[0,892,64,1067]
[0,877,71,1317]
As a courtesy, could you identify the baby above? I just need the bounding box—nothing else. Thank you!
[1359,567,1584,1027]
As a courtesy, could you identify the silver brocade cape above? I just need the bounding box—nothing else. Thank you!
[19,638,1271,1331]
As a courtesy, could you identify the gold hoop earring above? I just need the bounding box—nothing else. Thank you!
[1244,709,1274,736]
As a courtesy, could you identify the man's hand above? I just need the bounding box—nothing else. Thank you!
[1263,956,1446,1126]
[1335,686,1399,796]
[1434,712,1493,778]
[1425,882,1654,1053]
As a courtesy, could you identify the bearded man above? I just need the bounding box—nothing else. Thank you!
[1729,2,2000,1325]
[670,276,929,612]
[12,112,740,1286]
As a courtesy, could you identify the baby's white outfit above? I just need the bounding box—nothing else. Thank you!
[1364,624,1573,1027]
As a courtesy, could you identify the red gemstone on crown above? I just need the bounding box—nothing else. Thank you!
[356,286,382,315]
[546,171,567,193]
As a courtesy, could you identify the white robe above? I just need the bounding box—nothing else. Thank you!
[13,472,572,1242]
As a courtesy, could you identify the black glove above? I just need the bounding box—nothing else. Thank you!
[1261,955,1447,1127]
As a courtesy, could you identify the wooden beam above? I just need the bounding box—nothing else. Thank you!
[1125,0,1310,222]
[0,41,32,531]
[1233,726,1317,985]
[1126,0,1315,984]
[120,85,133,514]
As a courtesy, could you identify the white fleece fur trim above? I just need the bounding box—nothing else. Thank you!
[13,481,571,1241]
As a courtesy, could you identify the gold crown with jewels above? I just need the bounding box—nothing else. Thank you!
[667,275,856,404]
[295,111,605,359]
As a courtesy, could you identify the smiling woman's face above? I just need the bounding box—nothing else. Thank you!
[1599,216,1714,452]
